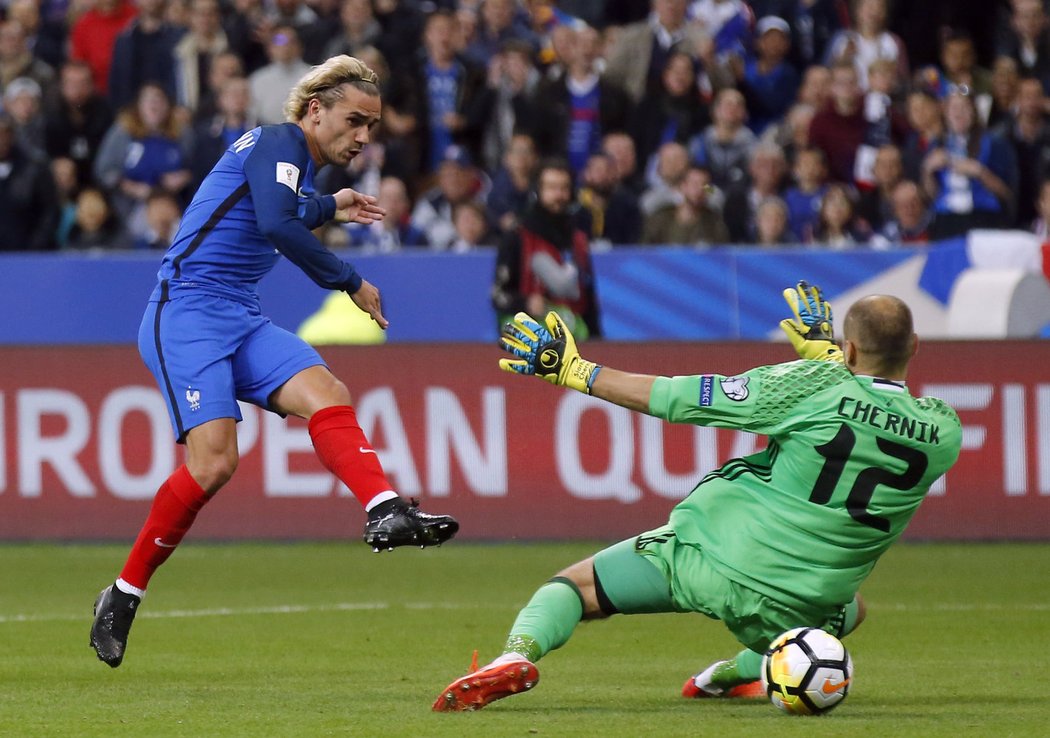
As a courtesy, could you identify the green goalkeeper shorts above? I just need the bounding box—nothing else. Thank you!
[593,525,857,653]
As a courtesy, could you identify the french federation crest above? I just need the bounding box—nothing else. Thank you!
[719,376,750,401]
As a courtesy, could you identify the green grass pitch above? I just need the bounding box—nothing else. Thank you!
[1,541,1046,737]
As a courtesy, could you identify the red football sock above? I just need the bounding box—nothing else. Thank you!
[309,405,396,510]
[119,465,209,591]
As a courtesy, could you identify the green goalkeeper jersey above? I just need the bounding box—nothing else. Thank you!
[648,360,962,614]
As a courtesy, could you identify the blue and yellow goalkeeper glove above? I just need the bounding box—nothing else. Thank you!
[779,280,843,363]
[499,311,602,394]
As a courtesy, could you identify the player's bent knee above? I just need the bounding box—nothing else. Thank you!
[554,558,606,620]
[188,452,238,494]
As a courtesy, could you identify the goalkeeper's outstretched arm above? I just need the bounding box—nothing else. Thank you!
[589,368,656,414]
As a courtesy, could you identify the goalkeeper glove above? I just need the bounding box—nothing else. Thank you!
[779,280,843,363]
[498,311,602,394]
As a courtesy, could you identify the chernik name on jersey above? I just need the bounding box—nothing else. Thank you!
[837,397,943,445]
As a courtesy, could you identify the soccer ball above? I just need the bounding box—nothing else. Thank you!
[761,627,853,715]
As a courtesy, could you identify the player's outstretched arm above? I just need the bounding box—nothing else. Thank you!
[498,311,656,413]
[779,280,844,363]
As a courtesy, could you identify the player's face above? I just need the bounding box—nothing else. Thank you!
[313,85,381,167]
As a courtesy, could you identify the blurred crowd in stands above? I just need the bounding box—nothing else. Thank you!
[0,0,1044,253]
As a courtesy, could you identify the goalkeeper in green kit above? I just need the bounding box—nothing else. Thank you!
[433,283,963,712]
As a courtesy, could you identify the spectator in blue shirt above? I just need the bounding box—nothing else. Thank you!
[783,146,828,240]
[921,89,1018,238]
[739,17,800,135]
[93,82,193,239]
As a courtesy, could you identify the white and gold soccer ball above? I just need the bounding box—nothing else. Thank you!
[761,627,853,715]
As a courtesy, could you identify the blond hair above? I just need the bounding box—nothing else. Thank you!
[283,55,379,122]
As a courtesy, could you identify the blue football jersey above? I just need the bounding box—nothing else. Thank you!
[150,123,361,305]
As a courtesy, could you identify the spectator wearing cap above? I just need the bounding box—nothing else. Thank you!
[68,0,138,97]
[249,26,309,125]
[736,16,800,135]
[108,0,181,111]
[531,24,631,175]
[44,61,114,188]
[604,0,700,106]
[0,112,59,250]
[748,0,846,71]
[4,76,45,154]
[406,10,491,176]
[410,144,487,250]
[0,20,56,104]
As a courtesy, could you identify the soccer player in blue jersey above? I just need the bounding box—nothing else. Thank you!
[90,56,459,668]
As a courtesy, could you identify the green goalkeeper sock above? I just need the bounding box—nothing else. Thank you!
[502,577,584,663]
[710,648,764,688]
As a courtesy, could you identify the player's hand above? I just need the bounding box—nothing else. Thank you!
[332,188,386,225]
[349,279,389,329]
[498,311,601,394]
[779,280,843,363]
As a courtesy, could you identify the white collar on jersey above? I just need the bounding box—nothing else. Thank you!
[859,375,908,392]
